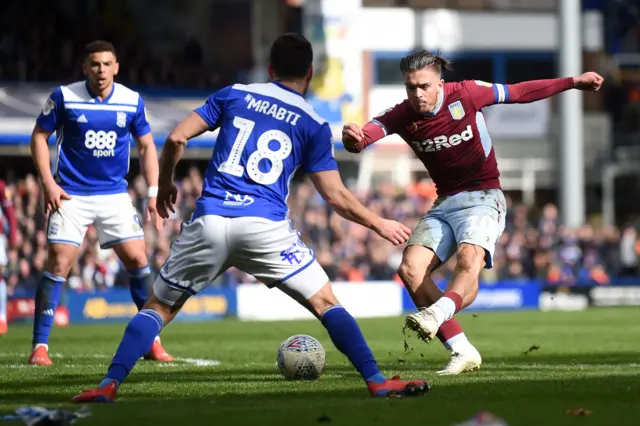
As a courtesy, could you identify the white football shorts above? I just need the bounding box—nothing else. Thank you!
[47,193,144,249]
[154,215,328,306]
[407,189,507,268]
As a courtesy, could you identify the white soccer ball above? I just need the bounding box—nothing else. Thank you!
[277,334,326,380]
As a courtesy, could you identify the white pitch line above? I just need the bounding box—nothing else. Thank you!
[158,358,221,367]
[4,364,86,369]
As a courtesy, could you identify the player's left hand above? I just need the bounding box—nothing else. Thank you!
[573,72,604,92]
[373,219,412,246]
[157,183,178,220]
[146,196,163,231]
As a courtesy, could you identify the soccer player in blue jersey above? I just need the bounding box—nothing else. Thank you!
[72,34,429,402]
[28,40,174,365]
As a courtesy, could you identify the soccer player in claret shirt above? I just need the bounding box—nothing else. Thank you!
[71,33,429,403]
[28,40,173,364]
[343,50,604,374]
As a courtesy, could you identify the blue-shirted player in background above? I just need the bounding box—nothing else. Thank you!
[28,40,174,365]
[72,34,429,402]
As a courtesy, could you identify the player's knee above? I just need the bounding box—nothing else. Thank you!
[455,244,485,275]
[400,246,438,281]
[45,244,77,277]
[113,240,149,270]
[125,254,148,271]
[398,250,430,290]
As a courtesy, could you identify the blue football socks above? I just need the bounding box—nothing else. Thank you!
[127,266,152,310]
[105,309,164,384]
[320,305,384,383]
[32,272,65,346]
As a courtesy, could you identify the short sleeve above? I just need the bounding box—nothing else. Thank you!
[130,95,151,138]
[36,87,65,132]
[303,123,339,173]
[369,101,412,136]
[462,80,510,109]
[194,85,233,129]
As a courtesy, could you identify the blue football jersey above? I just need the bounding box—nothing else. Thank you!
[36,81,151,195]
[192,81,338,221]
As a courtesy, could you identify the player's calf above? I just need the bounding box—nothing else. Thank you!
[113,241,174,362]
[30,272,67,364]
[29,243,78,364]
[113,240,151,310]
[448,243,485,302]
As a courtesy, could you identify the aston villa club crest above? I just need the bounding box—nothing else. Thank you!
[448,101,465,120]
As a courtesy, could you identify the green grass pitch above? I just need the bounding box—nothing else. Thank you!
[1,308,640,426]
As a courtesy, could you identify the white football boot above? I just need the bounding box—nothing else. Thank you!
[404,307,440,343]
[437,347,482,376]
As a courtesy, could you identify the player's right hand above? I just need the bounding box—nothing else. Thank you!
[373,219,411,246]
[157,183,178,219]
[342,123,364,152]
[43,181,71,215]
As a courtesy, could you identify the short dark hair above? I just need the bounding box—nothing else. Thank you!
[269,33,313,80]
[84,40,117,60]
[400,50,451,75]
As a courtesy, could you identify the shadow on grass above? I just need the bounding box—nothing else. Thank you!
[2,374,640,426]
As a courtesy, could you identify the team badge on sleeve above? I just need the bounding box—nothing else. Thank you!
[42,98,55,116]
[474,80,493,87]
[448,101,465,120]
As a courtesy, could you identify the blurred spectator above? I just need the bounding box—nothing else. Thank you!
[619,226,638,276]
[0,1,247,89]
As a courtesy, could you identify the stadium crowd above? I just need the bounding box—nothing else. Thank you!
[3,169,639,297]
[0,1,249,89]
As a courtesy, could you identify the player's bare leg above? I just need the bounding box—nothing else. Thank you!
[29,243,78,365]
[405,243,485,345]
[398,245,481,374]
[279,281,429,397]
[112,239,174,362]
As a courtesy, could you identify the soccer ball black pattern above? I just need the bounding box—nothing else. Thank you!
[277,334,326,380]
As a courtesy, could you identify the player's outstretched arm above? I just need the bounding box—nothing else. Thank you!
[310,170,411,245]
[30,124,71,214]
[156,112,210,219]
[468,72,604,108]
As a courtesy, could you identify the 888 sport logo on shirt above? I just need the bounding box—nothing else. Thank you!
[84,130,117,158]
